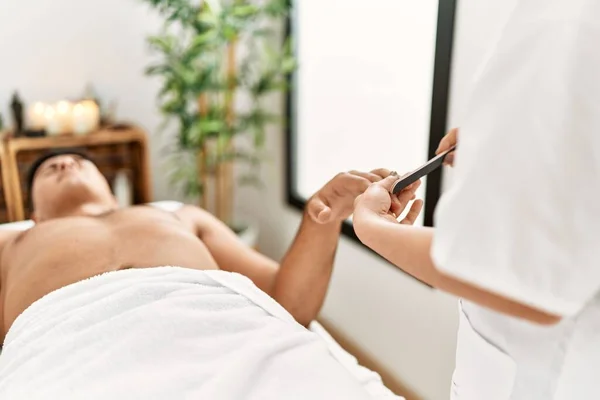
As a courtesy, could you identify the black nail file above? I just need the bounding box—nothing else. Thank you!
[391,146,456,194]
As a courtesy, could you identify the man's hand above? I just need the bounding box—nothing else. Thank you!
[306,169,393,224]
[436,127,459,166]
[353,174,423,229]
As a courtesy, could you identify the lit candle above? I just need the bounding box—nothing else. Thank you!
[45,101,73,135]
[27,102,47,130]
[72,100,100,135]
[81,100,100,131]
[44,105,59,136]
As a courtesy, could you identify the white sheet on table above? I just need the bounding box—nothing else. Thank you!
[0,267,403,400]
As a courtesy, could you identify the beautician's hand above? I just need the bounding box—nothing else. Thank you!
[353,174,423,225]
[307,169,393,224]
[436,127,459,166]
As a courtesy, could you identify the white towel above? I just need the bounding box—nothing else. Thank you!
[0,267,402,400]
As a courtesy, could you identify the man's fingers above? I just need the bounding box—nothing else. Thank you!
[344,174,372,193]
[369,168,392,179]
[400,199,424,225]
[307,196,332,224]
[436,127,458,155]
[317,207,332,224]
[348,170,384,183]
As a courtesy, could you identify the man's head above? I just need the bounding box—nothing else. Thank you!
[27,151,117,222]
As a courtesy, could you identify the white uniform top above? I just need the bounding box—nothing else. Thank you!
[431,0,600,399]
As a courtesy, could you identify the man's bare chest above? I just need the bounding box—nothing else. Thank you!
[2,207,195,269]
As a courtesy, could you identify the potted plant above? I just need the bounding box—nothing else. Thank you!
[142,0,295,247]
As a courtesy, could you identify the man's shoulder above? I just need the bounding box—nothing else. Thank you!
[0,229,24,259]
[0,229,21,244]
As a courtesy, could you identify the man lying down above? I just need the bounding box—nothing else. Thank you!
[0,151,422,399]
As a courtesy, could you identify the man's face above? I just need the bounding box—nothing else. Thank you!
[31,154,114,219]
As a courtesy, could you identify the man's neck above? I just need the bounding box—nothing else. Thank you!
[42,201,119,221]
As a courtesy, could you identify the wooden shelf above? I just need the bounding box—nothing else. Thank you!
[6,127,147,151]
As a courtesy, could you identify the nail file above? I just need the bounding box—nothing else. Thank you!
[391,145,456,194]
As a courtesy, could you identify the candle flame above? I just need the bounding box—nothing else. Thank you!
[73,104,85,116]
[56,101,71,113]
[33,102,46,113]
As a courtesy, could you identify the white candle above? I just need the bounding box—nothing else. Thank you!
[72,100,100,135]
[45,101,73,135]
[72,103,88,135]
[44,105,59,136]
[81,100,100,131]
[27,102,47,130]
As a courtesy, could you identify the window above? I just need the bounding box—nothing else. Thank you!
[286,0,456,236]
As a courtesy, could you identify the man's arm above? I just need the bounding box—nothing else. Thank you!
[176,170,404,326]
[353,193,561,325]
[271,208,341,326]
[175,205,279,295]
[175,204,339,326]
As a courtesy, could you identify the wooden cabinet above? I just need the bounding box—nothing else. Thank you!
[0,126,152,222]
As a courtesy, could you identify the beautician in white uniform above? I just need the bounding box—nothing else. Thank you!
[349,0,600,398]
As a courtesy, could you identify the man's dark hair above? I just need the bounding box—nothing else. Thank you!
[26,149,94,210]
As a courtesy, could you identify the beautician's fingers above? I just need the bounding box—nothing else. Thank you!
[444,152,455,167]
[400,199,424,225]
[374,174,401,192]
[348,170,385,183]
[391,180,422,216]
[307,196,333,224]
[354,177,395,215]
[436,127,458,154]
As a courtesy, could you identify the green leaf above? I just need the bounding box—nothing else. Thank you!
[204,0,223,15]
[280,57,297,74]
[191,29,219,48]
[147,35,175,54]
[263,0,292,17]
[222,24,238,41]
[161,97,185,114]
[231,4,259,18]
[145,63,169,76]
[251,71,276,95]
[199,118,226,134]
[197,7,219,27]
[187,120,205,147]
[183,179,203,198]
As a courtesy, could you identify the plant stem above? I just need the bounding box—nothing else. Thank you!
[217,40,238,225]
[198,94,209,209]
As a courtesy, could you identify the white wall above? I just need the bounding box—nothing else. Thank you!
[236,1,518,399]
[0,0,176,201]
